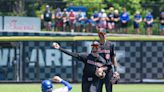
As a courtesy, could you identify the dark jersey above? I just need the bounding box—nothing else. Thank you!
[43,11,52,22]
[159,16,164,25]
[99,41,115,68]
[107,13,114,22]
[114,14,120,24]
[83,54,106,77]
[59,48,106,78]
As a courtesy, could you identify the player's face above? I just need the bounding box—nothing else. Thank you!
[91,46,99,53]
[99,33,106,44]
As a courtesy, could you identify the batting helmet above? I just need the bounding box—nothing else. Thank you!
[41,80,53,92]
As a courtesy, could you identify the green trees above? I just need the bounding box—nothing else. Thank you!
[106,0,142,14]
[65,0,106,16]
[0,0,162,18]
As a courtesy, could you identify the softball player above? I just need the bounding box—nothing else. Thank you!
[97,30,120,92]
[52,41,106,92]
[41,76,72,92]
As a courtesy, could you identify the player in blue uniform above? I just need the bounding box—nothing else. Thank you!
[41,76,72,92]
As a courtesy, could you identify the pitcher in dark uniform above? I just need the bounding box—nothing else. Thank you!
[52,41,106,92]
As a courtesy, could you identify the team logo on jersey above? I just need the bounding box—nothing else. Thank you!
[105,54,110,59]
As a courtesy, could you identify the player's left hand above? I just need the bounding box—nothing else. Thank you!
[110,72,120,84]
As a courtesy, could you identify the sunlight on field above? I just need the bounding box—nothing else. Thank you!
[0,84,164,92]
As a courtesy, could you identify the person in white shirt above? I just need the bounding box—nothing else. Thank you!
[98,9,107,32]
[41,76,72,92]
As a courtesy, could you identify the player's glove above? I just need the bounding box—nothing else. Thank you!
[110,72,120,84]
[95,68,106,79]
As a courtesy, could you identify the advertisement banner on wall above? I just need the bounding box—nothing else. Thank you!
[4,16,41,32]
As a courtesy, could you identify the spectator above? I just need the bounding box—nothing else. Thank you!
[75,10,84,32]
[144,12,154,35]
[133,11,142,34]
[159,12,164,35]
[69,9,76,33]
[107,7,115,33]
[41,5,54,31]
[62,8,69,32]
[91,11,99,32]
[120,7,129,33]
[55,8,63,32]
[84,16,91,32]
[113,9,120,33]
[98,9,107,32]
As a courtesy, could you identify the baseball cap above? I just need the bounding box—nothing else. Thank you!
[91,41,99,47]
[98,30,106,36]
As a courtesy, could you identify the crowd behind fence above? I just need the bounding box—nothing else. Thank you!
[40,5,164,35]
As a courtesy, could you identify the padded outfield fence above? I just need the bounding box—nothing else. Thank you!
[0,32,164,83]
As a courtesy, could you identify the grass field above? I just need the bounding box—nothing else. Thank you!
[0,84,163,92]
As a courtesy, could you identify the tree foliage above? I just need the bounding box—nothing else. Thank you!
[0,0,163,18]
[65,0,106,16]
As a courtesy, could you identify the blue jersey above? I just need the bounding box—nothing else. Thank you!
[134,14,142,20]
[93,13,99,18]
[120,12,129,22]
[53,80,72,92]
[92,13,99,23]
[145,14,153,21]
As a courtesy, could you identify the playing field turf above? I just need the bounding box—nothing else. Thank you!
[0,84,163,92]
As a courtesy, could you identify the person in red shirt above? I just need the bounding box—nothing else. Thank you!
[69,10,76,33]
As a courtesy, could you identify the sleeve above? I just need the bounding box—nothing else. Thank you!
[110,44,116,57]
[59,47,79,58]
[61,80,72,91]
[59,47,88,62]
